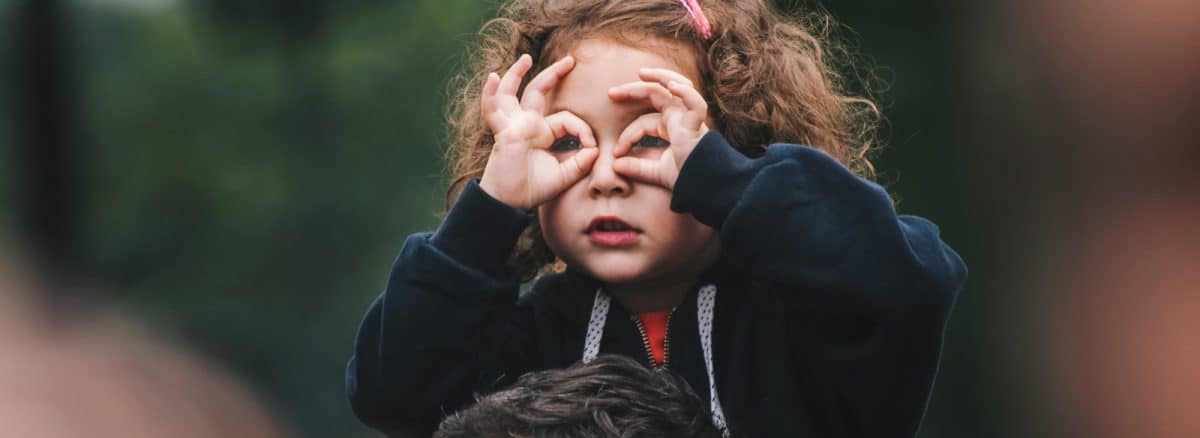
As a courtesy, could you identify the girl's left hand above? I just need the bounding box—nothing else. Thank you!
[608,68,709,190]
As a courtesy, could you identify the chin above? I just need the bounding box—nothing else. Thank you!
[589,268,647,284]
[577,255,652,284]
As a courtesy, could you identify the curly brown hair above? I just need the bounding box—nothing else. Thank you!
[434,355,725,437]
[444,0,882,280]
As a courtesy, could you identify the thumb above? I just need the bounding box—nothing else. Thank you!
[613,156,671,189]
[558,148,600,186]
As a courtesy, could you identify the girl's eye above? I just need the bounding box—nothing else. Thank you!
[632,135,669,149]
[550,136,582,152]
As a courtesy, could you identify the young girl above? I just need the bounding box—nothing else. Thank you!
[347,0,967,436]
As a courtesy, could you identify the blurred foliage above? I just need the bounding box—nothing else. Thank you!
[2,0,993,436]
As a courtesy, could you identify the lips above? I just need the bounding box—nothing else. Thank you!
[586,216,641,247]
[586,216,639,233]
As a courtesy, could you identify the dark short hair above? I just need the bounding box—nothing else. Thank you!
[434,355,723,437]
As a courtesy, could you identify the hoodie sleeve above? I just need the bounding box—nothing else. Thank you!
[346,180,537,436]
[671,130,968,437]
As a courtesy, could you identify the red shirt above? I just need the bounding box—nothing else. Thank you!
[636,310,671,366]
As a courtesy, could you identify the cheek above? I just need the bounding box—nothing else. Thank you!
[670,217,719,267]
[678,216,716,243]
[650,206,715,244]
[662,192,717,243]
[537,200,570,250]
[536,181,593,255]
[537,202,559,236]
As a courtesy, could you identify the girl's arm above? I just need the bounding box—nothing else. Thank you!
[673,131,967,436]
[350,53,595,435]
[608,68,964,434]
[346,180,536,435]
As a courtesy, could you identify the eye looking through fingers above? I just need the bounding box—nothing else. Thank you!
[629,135,669,158]
[550,135,583,153]
[615,112,668,157]
[544,110,596,159]
[632,135,669,149]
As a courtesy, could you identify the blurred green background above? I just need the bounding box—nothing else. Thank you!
[3,0,1004,436]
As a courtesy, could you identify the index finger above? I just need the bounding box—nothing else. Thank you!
[638,68,695,90]
[640,68,707,127]
[497,54,533,98]
[521,55,576,113]
[608,81,681,112]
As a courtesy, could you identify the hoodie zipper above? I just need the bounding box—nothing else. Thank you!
[631,306,677,370]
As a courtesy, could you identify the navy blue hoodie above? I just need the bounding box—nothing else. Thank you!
[347,131,967,437]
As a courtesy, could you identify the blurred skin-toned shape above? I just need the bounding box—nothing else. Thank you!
[987,0,1199,437]
[0,250,285,438]
[1046,202,1200,438]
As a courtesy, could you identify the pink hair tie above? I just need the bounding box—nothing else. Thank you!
[676,0,713,40]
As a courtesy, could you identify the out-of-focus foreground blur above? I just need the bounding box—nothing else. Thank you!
[2,0,1196,437]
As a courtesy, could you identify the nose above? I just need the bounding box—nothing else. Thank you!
[587,143,631,198]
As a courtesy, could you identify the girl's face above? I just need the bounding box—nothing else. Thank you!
[538,39,720,288]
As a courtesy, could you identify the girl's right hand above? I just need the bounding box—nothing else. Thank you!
[479,54,599,211]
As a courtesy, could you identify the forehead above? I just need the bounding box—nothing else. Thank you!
[547,39,701,130]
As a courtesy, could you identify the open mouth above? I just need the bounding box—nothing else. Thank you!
[585,216,641,247]
[586,216,640,233]
[587,219,633,232]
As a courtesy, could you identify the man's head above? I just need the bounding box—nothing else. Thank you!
[435,355,723,437]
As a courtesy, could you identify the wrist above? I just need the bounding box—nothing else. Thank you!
[673,124,710,173]
[670,130,755,230]
[432,180,533,276]
[479,169,531,211]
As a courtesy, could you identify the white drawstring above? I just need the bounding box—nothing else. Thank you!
[581,290,610,364]
[696,285,729,435]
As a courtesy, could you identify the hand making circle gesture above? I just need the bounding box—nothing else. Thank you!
[479,54,600,211]
[608,68,710,190]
